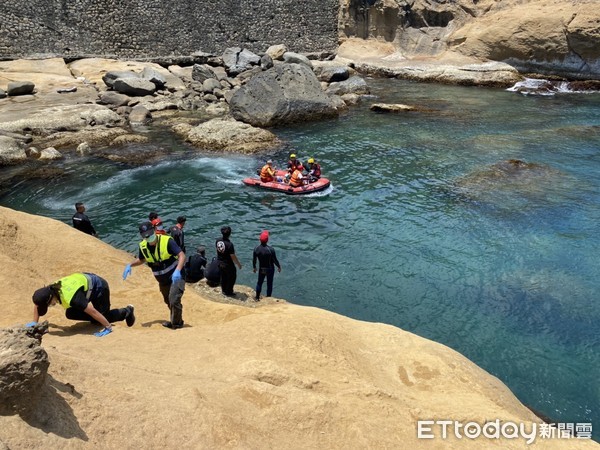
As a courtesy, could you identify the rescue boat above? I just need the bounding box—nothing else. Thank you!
[242,170,331,195]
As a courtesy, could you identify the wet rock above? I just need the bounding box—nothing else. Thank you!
[39,127,128,149]
[0,88,6,99]
[229,63,339,127]
[0,322,49,414]
[7,81,35,96]
[39,147,63,160]
[110,134,150,145]
[128,105,152,125]
[0,136,27,165]
[77,142,91,155]
[370,103,435,113]
[173,118,279,153]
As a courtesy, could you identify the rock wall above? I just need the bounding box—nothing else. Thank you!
[339,0,600,80]
[0,0,338,59]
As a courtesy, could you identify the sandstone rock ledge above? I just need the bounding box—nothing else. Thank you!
[0,205,593,449]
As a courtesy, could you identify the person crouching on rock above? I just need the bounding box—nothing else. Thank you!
[30,273,135,337]
[123,221,186,330]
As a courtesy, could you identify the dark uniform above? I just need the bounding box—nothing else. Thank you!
[216,236,237,295]
[72,211,97,236]
[204,257,221,287]
[253,243,281,300]
[169,225,185,254]
[184,253,207,283]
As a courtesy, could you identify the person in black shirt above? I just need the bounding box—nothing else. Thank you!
[216,226,242,296]
[204,257,221,287]
[123,221,186,329]
[252,230,281,301]
[72,202,97,237]
[184,245,207,283]
[169,215,186,254]
[30,272,135,337]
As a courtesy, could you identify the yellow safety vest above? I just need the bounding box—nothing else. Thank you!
[139,234,173,263]
[56,273,89,309]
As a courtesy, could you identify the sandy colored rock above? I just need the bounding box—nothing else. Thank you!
[0,205,594,449]
[173,118,280,153]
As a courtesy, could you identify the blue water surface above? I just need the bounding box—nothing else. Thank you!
[1,78,599,434]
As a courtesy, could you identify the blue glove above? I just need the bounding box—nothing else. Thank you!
[171,269,182,282]
[25,321,37,327]
[123,264,132,280]
[94,327,113,337]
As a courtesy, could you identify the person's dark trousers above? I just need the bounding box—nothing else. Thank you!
[65,284,128,323]
[220,263,237,295]
[255,268,275,299]
[168,279,185,325]
[158,281,184,326]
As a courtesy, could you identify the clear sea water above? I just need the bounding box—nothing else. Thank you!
[1,78,599,436]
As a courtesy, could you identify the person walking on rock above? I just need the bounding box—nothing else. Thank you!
[30,272,135,337]
[252,230,281,301]
[123,221,186,329]
[216,226,242,296]
[72,202,97,237]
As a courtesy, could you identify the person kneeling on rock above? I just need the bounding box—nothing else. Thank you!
[29,273,135,337]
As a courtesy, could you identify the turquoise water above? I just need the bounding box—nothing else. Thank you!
[1,78,599,434]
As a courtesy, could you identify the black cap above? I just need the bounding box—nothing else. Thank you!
[177,215,187,224]
[32,286,53,316]
[139,221,154,238]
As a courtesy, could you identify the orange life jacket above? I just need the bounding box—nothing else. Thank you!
[260,164,275,182]
[289,169,303,187]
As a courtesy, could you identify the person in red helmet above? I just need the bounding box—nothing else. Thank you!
[151,217,167,235]
[252,230,281,301]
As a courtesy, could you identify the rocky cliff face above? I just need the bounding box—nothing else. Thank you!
[339,0,600,79]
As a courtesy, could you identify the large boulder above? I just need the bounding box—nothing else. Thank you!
[229,63,339,127]
[0,323,49,414]
[326,75,370,96]
[191,64,218,83]
[102,70,138,88]
[112,78,157,96]
[173,118,279,153]
[7,81,35,96]
[222,47,261,76]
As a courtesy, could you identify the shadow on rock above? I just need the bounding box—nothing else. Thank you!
[19,375,88,441]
